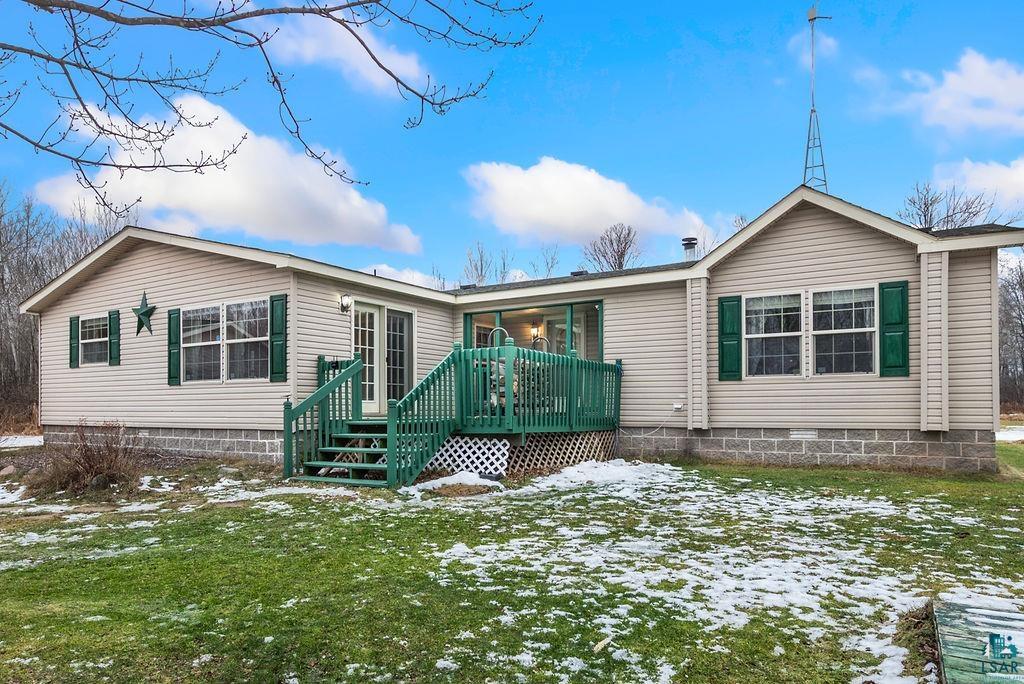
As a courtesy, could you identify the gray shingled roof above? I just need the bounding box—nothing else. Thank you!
[925,223,1024,238]
[446,260,697,295]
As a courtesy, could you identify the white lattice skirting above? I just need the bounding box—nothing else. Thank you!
[425,431,616,477]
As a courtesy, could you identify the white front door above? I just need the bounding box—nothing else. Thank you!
[354,304,382,414]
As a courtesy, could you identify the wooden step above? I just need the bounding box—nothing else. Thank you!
[318,446,387,454]
[347,419,387,427]
[290,475,389,488]
[331,432,387,441]
[303,460,387,470]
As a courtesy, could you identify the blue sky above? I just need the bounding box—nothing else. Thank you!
[5,1,1024,285]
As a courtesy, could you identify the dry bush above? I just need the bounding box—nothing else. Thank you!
[28,421,144,496]
[0,398,40,436]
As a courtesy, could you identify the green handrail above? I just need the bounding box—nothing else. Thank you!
[386,344,461,487]
[282,354,363,477]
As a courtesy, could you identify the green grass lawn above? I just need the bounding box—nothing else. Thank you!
[0,458,1021,683]
[998,442,1024,477]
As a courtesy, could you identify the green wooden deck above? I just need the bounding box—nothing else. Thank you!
[282,340,622,488]
[935,598,1024,683]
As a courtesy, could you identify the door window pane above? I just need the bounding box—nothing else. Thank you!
[386,311,413,400]
[354,309,376,401]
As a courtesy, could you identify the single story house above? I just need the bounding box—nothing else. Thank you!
[19,186,1024,485]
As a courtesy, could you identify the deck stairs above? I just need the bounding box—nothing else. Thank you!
[292,419,390,487]
[282,340,621,488]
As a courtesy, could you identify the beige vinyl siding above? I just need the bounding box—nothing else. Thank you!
[920,252,948,430]
[38,242,292,430]
[293,274,454,405]
[947,249,997,430]
[455,283,688,427]
[707,203,921,429]
[687,277,709,429]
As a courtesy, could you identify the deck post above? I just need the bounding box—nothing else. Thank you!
[503,338,516,432]
[452,343,463,429]
[565,304,574,354]
[614,359,623,427]
[351,352,363,422]
[282,399,293,479]
[386,398,398,487]
[568,349,578,431]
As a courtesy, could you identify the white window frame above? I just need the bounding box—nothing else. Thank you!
[741,291,803,379]
[809,283,880,377]
[224,298,272,382]
[79,313,109,366]
[180,297,271,384]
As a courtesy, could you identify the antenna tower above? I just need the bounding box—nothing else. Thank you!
[803,4,831,192]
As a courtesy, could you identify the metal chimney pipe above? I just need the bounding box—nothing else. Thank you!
[681,237,698,261]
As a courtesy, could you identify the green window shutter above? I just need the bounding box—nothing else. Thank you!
[69,316,80,368]
[167,308,181,386]
[879,280,910,377]
[718,296,742,381]
[269,294,287,383]
[108,310,121,366]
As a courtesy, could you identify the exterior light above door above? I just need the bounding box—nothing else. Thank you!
[339,294,354,313]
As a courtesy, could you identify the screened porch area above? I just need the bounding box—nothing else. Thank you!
[462,301,604,361]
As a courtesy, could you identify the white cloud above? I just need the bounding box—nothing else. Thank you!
[269,19,423,95]
[935,155,1024,207]
[786,28,838,70]
[35,96,421,253]
[361,263,440,289]
[896,49,1024,135]
[463,156,709,245]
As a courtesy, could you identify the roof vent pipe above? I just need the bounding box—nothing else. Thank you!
[681,236,699,261]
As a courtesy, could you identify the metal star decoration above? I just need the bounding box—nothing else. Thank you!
[133,291,157,335]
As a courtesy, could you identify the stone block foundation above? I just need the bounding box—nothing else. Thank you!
[43,425,284,465]
[616,427,997,473]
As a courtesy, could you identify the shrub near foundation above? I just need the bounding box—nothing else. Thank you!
[27,421,144,496]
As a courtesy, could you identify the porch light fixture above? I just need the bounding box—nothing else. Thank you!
[530,321,540,339]
[339,294,354,313]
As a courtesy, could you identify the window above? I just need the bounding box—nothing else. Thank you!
[744,294,801,376]
[474,325,494,348]
[80,316,109,364]
[226,301,269,380]
[181,300,269,382]
[812,288,876,374]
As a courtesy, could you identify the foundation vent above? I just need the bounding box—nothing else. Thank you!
[789,428,817,440]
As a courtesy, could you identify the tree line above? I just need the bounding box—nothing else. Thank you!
[0,188,127,429]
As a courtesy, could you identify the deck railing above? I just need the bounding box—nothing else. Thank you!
[457,339,621,434]
[284,340,621,484]
[282,355,362,477]
[387,349,459,486]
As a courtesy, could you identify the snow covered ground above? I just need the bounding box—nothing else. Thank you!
[0,435,43,449]
[0,459,1021,683]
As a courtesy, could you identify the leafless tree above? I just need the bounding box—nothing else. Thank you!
[529,244,559,279]
[732,214,749,231]
[429,264,449,291]
[1,1,538,214]
[1000,256,1024,410]
[899,183,1022,231]
[462,241,493,285]
[0,185,126,429]
[583,223,642,272]
[495,247,516,284]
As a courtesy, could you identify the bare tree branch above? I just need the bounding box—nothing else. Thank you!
[900,182,1023,231]
[583,223,642,272]
[1,0,539,214]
